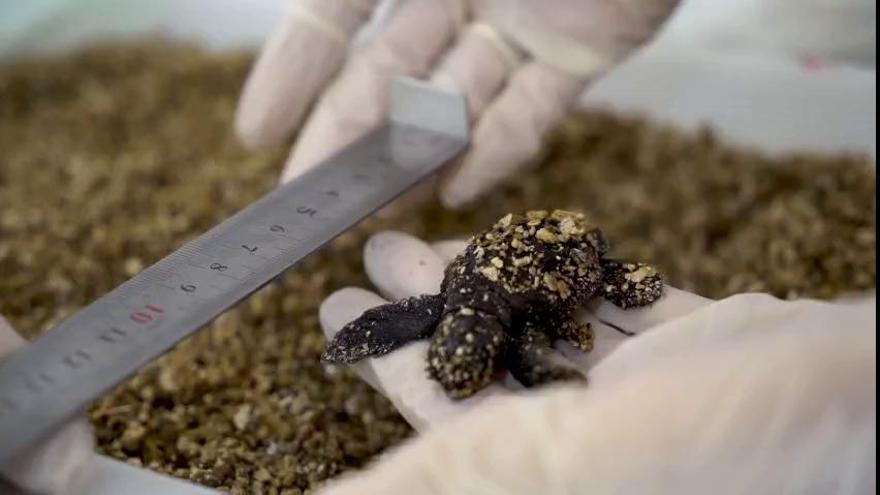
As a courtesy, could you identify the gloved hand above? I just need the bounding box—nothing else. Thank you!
[235,0,681,208]
[315,231,876,494]
[0,316,94,494]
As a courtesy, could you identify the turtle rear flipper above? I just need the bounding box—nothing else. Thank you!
[322,294,444,364]
[507,328,585,388]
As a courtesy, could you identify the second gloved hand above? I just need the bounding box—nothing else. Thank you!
[235,0,681,208]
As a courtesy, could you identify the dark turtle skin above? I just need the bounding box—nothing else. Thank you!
[322,210,663,399]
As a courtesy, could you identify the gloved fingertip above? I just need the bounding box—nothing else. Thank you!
[438,184,474,210]
[278,162,299,186]
[319,287,387,339]
[364,230,419,254]
[2,418,95,494]
[279,128,345,185]
[50,420,96,492]
[429,240,468,263]
[364,231,446,299]
[278,146,316,185]
[437,157,501,210]
[0,315,25,355]
[234,111,283,151]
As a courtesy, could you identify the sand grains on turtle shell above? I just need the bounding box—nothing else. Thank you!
[324,210,665,399]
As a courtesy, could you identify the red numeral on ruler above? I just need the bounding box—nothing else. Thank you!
[130,304,165,324]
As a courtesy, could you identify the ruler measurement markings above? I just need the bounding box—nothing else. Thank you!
[209,243,272,266]
[0,80,468,465]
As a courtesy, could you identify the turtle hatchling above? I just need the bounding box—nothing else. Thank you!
[322,210,664,399]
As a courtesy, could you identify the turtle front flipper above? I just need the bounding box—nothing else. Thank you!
[427,309,507,400]
[507,327,585,388]
[600,259,664,309]
[321,294,445,364]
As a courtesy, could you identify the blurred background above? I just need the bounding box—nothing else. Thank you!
[0,0,876,156]
[1,0,876,64]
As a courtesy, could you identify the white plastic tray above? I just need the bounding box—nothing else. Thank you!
[0,1,875,493]
[584,45,875,160]
[2,1,874,159]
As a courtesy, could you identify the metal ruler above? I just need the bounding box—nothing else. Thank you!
[0,78,468,466]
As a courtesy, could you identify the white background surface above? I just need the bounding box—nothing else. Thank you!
[0,1,875,493]
[1,0,876,159]
[2,0,875,64]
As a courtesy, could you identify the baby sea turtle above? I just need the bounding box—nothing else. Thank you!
[322,210,663,399]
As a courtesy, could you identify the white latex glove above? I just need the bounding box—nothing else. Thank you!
[236,0,680,208]
[316,231,876,494]
[0,316,94,494]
